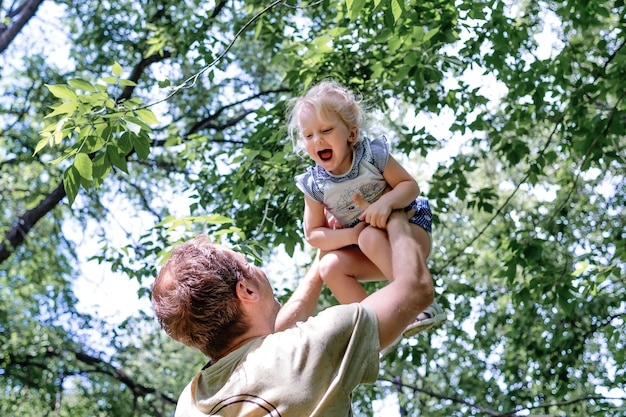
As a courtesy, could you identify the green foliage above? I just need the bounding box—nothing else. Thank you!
[1,0,624,416]
[37,63,157,206]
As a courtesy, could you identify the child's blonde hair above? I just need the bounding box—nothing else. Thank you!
[286,80,370,154]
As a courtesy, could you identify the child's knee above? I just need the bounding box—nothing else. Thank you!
[319,253,340,283]
[357,226,382,255]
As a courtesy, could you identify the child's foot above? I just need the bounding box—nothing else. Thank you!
[402,301,446,338]
[380,302,446,357]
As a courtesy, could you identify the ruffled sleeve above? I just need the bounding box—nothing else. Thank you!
[368,135,390,173]
[294,168,324,203]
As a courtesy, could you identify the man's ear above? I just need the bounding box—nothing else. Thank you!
[235,280,259,302]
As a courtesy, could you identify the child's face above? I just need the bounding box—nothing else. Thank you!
[299,105,358,176]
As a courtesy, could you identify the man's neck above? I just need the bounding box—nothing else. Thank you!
[210,334,263,364]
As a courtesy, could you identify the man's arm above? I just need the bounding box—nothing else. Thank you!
[274,252,323,332]
[361,209,434,350]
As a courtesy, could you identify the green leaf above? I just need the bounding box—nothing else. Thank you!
[572,261,590,276]
[82,135,107,154]
[45,101,78,119]
[119,79,137,87]
[131,133,151,160]
[46,84,77,100]
[135,108,158,125]
[118,131,133,153]
[112,61,123,76]
[63,166,80,206]
[125,115,151,131]
[346,0,366,21]
[424,26,440,42]
[68,78,97,92]
[126,120,142,135]
[33,138,50,156]
[73,153,93,181]
[53,117,71,144]
[50,146,78,165]
[91,152,111,189]
[101,76,118,84]
[390,0,402,22]
[106,144,129,174]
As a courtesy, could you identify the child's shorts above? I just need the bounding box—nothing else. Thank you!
[405,196,432,233]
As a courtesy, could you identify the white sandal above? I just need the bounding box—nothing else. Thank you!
[402,301,446,337]
[380,301,446,357]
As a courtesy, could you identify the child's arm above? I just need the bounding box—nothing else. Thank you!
[359,155,420,229]
[303,195,367,251]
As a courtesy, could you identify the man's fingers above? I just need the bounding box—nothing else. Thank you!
[352,193,370,210]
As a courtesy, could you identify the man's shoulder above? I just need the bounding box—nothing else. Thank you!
[313,303,378,331]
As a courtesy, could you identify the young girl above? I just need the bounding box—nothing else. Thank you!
[288,80,445,340]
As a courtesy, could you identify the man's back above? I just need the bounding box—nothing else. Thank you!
[175,304,379,417]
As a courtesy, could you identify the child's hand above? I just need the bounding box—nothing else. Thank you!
[353,194,392,228]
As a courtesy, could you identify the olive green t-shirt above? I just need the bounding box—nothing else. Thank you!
[175,303,380,417]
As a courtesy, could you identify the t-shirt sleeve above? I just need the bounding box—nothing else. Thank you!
[338,304,380,385]
[294,170,324,203]
[302,304,380,387]
[369,135,391,173]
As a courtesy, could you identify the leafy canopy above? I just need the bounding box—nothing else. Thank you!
[0,0,624,416]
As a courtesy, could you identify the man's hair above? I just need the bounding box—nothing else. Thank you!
[151,236,249,358]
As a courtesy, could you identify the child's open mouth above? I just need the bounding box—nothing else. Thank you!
[318,149,333,161]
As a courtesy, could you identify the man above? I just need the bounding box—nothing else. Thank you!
[152,200,434,416]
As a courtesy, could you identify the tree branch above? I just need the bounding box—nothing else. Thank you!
[379,377,503,416]
[0,0,45,54]
[0,182,66,263]
[1,17,171,265]
[378,377,625,417]
[73,351,176,403]
[432,109,565,275]
[186,87,290,135]
[5,348,177,407]
[119,51,172,102]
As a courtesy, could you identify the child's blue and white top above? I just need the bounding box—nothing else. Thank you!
[295,135,432,233]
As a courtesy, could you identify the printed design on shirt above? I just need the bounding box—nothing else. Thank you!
[208,394,281,416]
[334,182,386,227]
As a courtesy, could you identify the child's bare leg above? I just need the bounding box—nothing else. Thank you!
[357,226,393,279]
[360,224,438,323]
[358,224,431,279]
[319,246,383,304]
